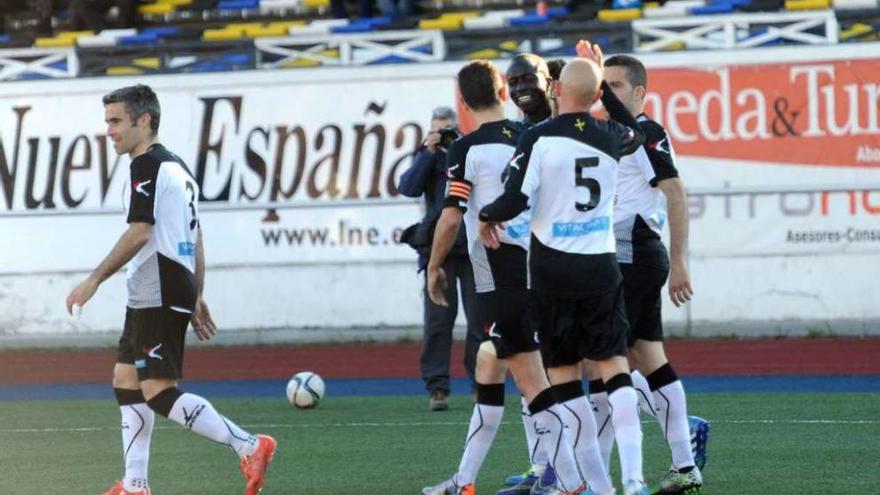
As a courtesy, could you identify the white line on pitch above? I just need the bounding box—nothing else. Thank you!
[2,418,877,434]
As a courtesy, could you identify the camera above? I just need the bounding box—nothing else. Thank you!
[437,127,461,151]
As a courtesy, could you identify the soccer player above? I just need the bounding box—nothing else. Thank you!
[421,60,587,495]
[65,85,276,495]
[479,49,650,495]
[584,54,706,494]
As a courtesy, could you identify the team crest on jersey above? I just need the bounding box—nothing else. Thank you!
[574,118,586,131]
[133,180,152,197]
[501,127,512,139]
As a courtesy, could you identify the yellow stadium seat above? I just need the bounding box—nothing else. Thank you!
[280,59,322,68]
[785,0,830,9]
[202,29,243,41]
[644,1,661,7]
[35,37,75,48]
[419,18,464,30]
[467,48,501,59]
[303,0,330,8]
[598,8,642,21]
[245,25,290,37]
[439,11,480,20]
[107,66,144,75]
[840,22,874,40]
[138,3,175,14]
[57,30,94,39]
[133,57,160,69]
[159,0,192,5]
[499,40,519,51]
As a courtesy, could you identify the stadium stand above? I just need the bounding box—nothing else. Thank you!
[0,0,878,80]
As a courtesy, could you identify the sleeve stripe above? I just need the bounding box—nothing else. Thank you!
[448,179,471,191]
[448,186,471,200]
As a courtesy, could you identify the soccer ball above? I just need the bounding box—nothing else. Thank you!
[286,371,325,409]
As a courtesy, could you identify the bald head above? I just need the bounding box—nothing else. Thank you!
[558,58,602,110]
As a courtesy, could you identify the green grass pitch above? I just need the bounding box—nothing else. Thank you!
[2,393,878,494]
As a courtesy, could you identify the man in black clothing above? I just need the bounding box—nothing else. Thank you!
[398,106,482,411]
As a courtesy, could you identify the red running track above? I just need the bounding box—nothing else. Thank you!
[1,338,878,385]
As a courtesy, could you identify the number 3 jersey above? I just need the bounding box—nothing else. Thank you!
[122,144,200,312]
[443,119,528,293]
[484,113,643,297]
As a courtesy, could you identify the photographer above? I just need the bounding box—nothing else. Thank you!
[399,106,481,411]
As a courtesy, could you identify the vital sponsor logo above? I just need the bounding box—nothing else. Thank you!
[178,241,195,256]
[552,216,611,237]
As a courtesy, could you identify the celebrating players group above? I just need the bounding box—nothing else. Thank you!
[421,41,707,495]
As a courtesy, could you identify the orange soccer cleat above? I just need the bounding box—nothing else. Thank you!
[239,434,278,495]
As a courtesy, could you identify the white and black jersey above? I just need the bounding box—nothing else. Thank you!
[615,114,679,268]
[444,119,528,293]
[123,144,200,312]
[481,112,643,297]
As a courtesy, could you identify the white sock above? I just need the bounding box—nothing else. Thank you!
[590,390,615,477]
[653,380,696,469]
[532,405,583,492]
[522,395,548,471]
[120,404,154,492]
[631,371,658,417]
[560,396,614,494]
[608,386,644,484]
[454,404,504,485]
[168,393,258,458]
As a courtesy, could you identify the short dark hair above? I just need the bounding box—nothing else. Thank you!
[102,84,161,134]
[605,55,648,90]
[457,60,503,111]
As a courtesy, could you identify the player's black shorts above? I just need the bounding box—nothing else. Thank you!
[117,306,191,381]
[619,263,669,346]
[532,283,629,367]
[477,289,539,359]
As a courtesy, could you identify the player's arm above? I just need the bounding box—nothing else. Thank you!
[600,81,645,157]
[426,140,470,307]
[427,207,464,307]
[66,157,160,315]
[191,226,217,340]
[478,129,538,232]
[639,119,692,306]
[657,177,692,307]
[65,222,154,314]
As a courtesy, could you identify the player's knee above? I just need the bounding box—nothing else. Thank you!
[145,386,183,417]
[475,348,506,383]
[547,364,581,385]
[630,340,667,373]
[112,364,139,389]
[140,378,178,402]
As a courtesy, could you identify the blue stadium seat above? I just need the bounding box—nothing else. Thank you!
[217,0,259,9]
[0,35,10,44]
[332,17,392,33]
[691,2,737,14]
[141,27,182,38]
[119,33,160,45]
[509,14,550,26]
[546,6,570,18]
